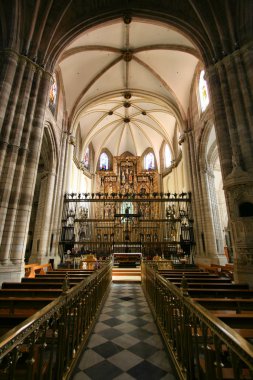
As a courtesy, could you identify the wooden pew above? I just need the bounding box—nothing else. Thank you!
[52,269,94,273]
[0,267,96,340]
[171,282,249,289]
[164,276,232,283]
[2,281,77,289]
[24,263,52,277]
[22,277,82,284]
[0,298,55,318]
[211,313,253,329]
[0,289,62,298]
[160,271,225,276]
[197,263,234,279]
[46,271,94,276]
[34,273,90,278]
[193,298,253,313]
[187,288,253,298]
[159,266,253,375]
[160,272,228,278]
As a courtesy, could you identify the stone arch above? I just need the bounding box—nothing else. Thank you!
[44,8,212,72]
[27,121,58,264]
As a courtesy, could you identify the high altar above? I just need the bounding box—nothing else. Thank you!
[60,153,194,262]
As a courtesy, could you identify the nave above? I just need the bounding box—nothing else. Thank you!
[0,261,253,379]
[70,283,177,380]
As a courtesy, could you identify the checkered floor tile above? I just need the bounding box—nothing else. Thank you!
[70,284,178,380]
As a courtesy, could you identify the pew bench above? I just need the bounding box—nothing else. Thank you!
[187,288,253,298]
[165,276,232,283]
[0,298,55,318]
[34,273,90,278]
[159,271,216,276]
[0,289,63,298]
[43,269,94,276]
[193,298,253,313]
[211,313,253,328]
[172,282,249,289]
[22,277,83,284]
[2,281,77,289]
[52,269,94,274]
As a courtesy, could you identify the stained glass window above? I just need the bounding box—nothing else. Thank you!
[100,152,108,170]
[144,152,155,170]
[199,70,209,112]
[84,147,89,168]
[49,73,57,114]
[165,144,172,168]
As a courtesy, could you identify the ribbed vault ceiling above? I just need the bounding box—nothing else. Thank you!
[58,17,201,168]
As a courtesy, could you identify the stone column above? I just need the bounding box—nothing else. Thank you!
[0,59,35,260]
[185,129,221,263]
[196,164,220,262]
[51,130,69,265]
[29,170,56,264]
[185,130,203,258]
[65,136,75,192]
[0,50,19,134]
[0,67,42,263]
[0,51,51,281]
[207,45,253,285]
[10,71,51,264]
[204,167,226,263]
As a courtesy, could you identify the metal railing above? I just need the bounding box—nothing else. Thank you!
[0,262,112,380]
[142,262,253,380]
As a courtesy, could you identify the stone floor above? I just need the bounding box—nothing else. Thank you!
[70,283,178,380]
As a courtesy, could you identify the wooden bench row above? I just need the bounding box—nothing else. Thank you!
[158,267,253,341]
[0,268,95,337]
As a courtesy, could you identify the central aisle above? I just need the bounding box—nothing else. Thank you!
[70,283,178,380]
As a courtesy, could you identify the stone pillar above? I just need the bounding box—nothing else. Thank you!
[0,50,19,135]
[0,52,51,280]
[205,167,226,263]
[185,130,203,258]
[50,130,69,265]
[11,71,51,263]
[65,137,75,192]
[0,67,41,263]
[207,45,253,285]
[185,129,221,264]
[0,58,36,261]
[180,134,190,191]
[29,170,56,264]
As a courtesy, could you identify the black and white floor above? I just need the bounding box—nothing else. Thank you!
[70,283,178,380]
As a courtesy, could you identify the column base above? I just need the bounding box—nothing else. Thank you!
[0,262,25,285]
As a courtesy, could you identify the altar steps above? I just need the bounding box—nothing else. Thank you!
[112,267,141,283]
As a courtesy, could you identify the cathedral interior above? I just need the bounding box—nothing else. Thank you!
[0,1,253,379]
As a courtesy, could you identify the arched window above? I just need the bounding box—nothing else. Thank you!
[165,144,172,168]
[100,152,109,170]
[49,73,57,114]
[199,70,209,112]
[144,152,155,170]
[84,147,89,169]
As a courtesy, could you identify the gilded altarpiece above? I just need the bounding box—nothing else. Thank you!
[60,155,194,261]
